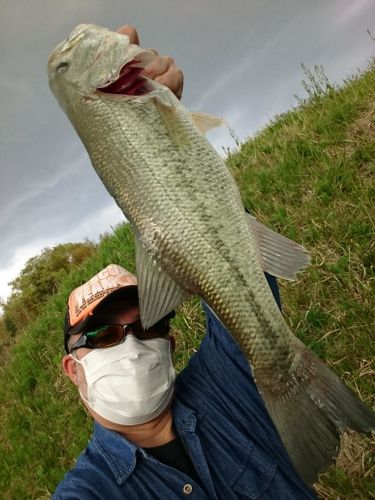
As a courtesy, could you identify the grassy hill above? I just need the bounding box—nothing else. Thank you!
[0,63,374,498]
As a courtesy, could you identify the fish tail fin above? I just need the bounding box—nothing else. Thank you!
[256,342,375,485]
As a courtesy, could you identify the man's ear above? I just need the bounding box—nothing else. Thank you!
[62,354,78,386]
[169,335,176,352]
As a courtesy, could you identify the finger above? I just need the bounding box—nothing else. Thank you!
[142,55,170,80]
[116,25,140,45]
[155,65,184,100]
[143,56,184,99]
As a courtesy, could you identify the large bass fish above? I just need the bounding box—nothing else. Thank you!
[48,24,374,484]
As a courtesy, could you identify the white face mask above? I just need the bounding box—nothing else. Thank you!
[72,334,175,425]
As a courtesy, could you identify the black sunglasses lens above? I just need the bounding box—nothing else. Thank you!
[124,319,143,335]
[88,325,125,348]
[128,318,170,338]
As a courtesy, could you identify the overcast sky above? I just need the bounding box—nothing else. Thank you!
[1,0,374,302]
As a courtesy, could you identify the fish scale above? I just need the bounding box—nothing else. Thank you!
[86,95,284,360]
[48,23,375,485]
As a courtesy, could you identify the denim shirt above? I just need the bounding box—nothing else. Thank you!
[54,288,316,499]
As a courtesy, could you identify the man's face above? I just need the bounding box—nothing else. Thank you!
[62,297,175,431]
[71,298,139,360]
[70,298,173,359]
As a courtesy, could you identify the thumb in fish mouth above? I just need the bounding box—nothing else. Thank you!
[116,25,140,45]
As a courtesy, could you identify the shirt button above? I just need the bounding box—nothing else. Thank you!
[183,483,193,495]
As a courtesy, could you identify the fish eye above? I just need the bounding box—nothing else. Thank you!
[56,61,69,74]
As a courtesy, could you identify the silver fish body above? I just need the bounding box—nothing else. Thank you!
[48,24,375,484]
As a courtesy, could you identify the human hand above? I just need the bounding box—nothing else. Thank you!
[117,25,184,99]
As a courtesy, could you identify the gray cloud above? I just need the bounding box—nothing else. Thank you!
[1,0,374,299]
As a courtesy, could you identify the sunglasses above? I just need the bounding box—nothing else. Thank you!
[69,317,171,353]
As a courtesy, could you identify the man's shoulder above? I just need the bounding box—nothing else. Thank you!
[53,449,97,499]
[53,423,138,498]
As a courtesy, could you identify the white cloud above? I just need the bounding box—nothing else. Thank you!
[1,153,90,219]
[0,201,126,304]
[0,76,32,98]
[0,241,50,303]
[333,0,373,27]
[190,50,257,111]
[63,201,126,243]
[1,0,374,310]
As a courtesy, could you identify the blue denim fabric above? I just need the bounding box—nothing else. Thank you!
[54,287,316,499]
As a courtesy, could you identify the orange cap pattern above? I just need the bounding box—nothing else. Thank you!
[68,264,137,327]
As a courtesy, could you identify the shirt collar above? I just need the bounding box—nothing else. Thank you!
[91,422,138,484]
[90,400,199,484]
[172,398,199,432]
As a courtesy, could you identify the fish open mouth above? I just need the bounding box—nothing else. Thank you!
[97,59,152,96]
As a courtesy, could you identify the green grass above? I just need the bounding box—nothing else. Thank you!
[0,62,374,498]
[228,62,375,498]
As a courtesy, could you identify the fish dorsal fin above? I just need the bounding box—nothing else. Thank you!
[135,235,191,329]
[190,111,226,134]
[247,214,311,280]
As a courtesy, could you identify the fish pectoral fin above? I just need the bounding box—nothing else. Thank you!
[247,214,311,280]
[135,236,192,329]
[190,111,226,135]
[154,98,185,143]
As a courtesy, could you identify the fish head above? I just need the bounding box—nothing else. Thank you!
[48,24,157,112]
